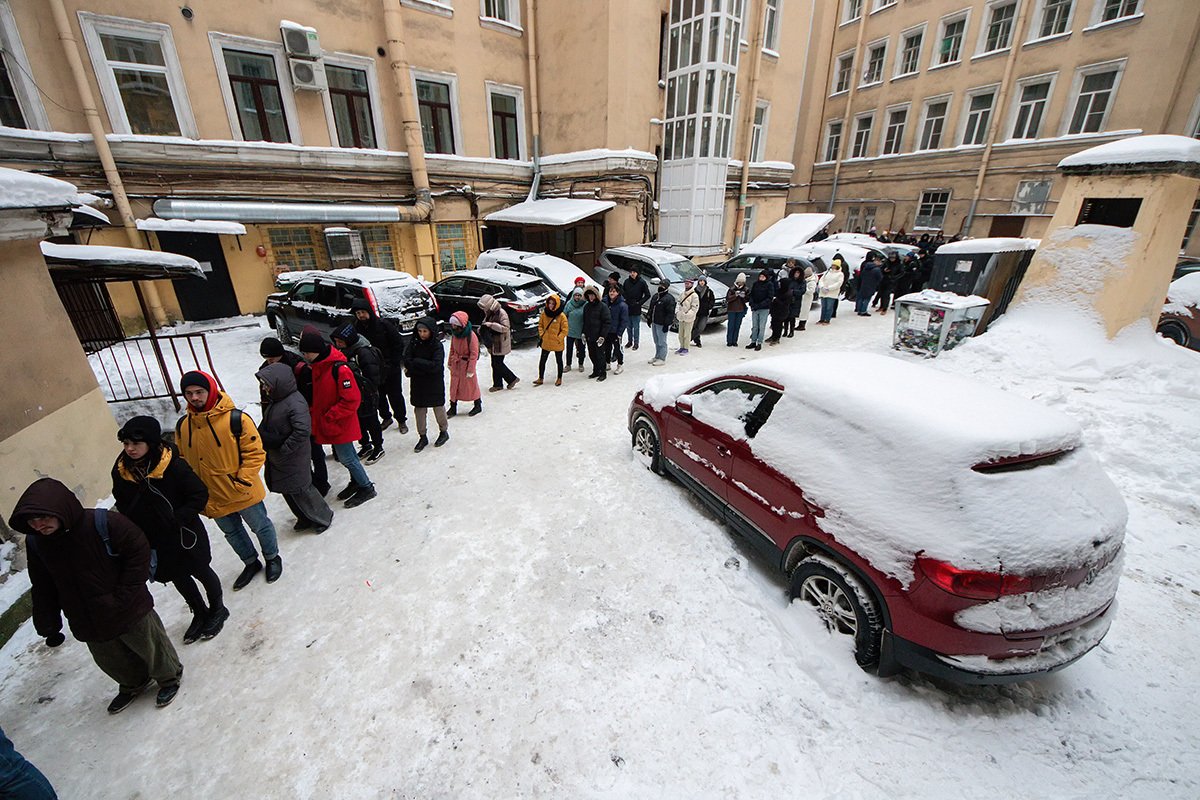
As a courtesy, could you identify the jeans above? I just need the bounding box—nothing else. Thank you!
[0,725,57,799]
[750,308,770,344]
[214,501,278,564]
[820,296,838,322]
[331,441,372,489]
[726,310,746,344]
[628,313,642,347]
[855,294,871,314]
[651,323,669,361]
[490,354,518,388]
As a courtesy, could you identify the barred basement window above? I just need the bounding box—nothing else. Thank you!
[268,227,323,270]
[436,223,472,272]
[358,225,397,269]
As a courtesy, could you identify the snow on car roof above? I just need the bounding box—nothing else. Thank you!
[1165,271,1200,315]
[322,267,419,284]
[936,237,1040,255]
[466,268,545,285]
[610,245,689,263]
[477,249,596,289]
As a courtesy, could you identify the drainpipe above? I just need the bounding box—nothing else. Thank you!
[524,0,542,201]
[825,7,869,217]
[731,0,766,254]
[962,0,1033,236]
[382,0,434,222]
[49,0,167,329]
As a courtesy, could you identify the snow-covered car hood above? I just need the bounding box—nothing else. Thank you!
[742,213,834,254]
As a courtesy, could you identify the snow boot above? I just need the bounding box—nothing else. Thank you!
[398,421,409,434]
[199,606,229,641]
[469,400,483,416]
[414,435,429,453]
[434,430,450,447]
[232,560,262,591]
[380,416,394,431]
[507,377,521,389]
[264,556,283,584]
[336,482,359,501]
[533,378,544,386]
[555,376,562,386]
[345,484,377,508]
[447,402,458,418]
[614,364,623,375]
[107,679,154,715]
[182,611,207,645]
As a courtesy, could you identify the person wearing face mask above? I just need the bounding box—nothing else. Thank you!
[111,416,227,646]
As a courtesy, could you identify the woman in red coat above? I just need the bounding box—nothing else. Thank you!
[446,311,482,417]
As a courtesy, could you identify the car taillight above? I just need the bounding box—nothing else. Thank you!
[916,557,1033,600]
[504,301,538,313]
[365,288,380,317]
[422,283,439,312]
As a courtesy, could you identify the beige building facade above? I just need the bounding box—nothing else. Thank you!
[787,0,1200,256]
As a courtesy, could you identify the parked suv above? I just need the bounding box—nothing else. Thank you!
[597,246,728,326]
[429,268,556,344]
[266,267,438,345]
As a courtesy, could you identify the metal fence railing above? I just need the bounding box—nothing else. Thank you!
[87,333,223,411]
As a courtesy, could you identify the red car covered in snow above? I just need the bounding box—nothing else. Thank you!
[628,353,1127,684]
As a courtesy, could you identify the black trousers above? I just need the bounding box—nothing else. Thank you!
[491,354,518,388]
[538,349,564,379]
[376,370,408,424]
[768,312,786,342]
[564,337,584,368]
[357,393,383,448]
[310,437,328,493]
[878,289,894,312]
[586,338,606,376]
[605,337,624,365]
[172,562,224,614]
[691,314,708,344]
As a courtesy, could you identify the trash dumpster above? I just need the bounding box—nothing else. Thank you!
[929,237,1038,331]
[893,290,990,356]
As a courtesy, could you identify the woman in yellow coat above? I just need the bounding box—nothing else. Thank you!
[534,295,569,386]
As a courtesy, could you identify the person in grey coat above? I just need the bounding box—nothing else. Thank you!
[255,362,334,533]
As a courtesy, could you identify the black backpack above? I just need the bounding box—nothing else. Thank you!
[176,409,245,469]
[334,359,373,399]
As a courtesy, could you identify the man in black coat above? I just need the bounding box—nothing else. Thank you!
[332,323,387,464]
[581,286,612,381]
[351,298,409,435]
[691,278,715,347]
[11,477,184,714]
[856,256,883,315]
[645,280,676,365]
[878,253,903,313]
[621,268,651,350]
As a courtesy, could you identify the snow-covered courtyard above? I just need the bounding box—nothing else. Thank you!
[2,306,1198,798]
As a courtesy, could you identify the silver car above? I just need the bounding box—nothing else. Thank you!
[596,245,728,326]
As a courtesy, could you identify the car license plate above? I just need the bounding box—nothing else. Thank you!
[401,320,416,331]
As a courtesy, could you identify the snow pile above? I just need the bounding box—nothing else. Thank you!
[484,198,616,226]
[136,218,247,235]
[539,148,657,165]
[40,242,202,270]
[895,289,990,310]
[0,167,78,209]
[1058,134,1200,169]
[1165,272,1200,316]
[1015,224,1136,313]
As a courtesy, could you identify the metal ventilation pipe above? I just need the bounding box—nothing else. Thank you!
[382,0,434,222]
[152,199,407,223]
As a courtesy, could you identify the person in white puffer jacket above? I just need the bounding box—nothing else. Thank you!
[817,260,845,325]
[675,278,700,355]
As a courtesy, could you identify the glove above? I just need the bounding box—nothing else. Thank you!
[45,632,65,648]
[597,338,605,347]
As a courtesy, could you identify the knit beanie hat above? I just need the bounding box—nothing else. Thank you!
[298,326,326,353]
[179,371,219,412]
[259,336,285,358]
[332,323,358,345]
[735,272,746,285]
[117,415,161,443]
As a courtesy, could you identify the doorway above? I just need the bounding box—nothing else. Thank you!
[988,216,1026,237]
[155,232,241,320]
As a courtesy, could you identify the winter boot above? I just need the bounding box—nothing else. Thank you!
[345,484,377,508]
[264,556,283,584]
[199,606,229,641]
[414,435,430,453]
[106,679,154,714]
[155,681,181,709]
[447,402,458,418]
[336,482,359,501]
[182,610,207,645]
[355,443,372,459]
[555,376,562,386]
[434,430,450,447]
[232,560,262,591]
[380,416,394,431]
[533,377,544,386]
[798,320,807,331]
[469,400,483,416]
[398,420,409,434]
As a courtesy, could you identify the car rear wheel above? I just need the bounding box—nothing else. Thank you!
[631,417,665,475]
[791,554,883,670]
[275,316,293,346]
[1157,321,1189,347]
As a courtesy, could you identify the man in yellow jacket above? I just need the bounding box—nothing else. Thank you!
[175,371,282,590]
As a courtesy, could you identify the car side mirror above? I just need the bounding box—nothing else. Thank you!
[676,396,693,416]
[650,277,661,285]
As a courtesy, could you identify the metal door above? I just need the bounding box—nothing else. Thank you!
[155,232,240,320]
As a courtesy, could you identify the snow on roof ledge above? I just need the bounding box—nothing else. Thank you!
[936,237,1040,255]
[485,198,616,226]
[40,241,202,270]
[136,218,247,235]
[0,167,79,210]
[1058,135,1200,172]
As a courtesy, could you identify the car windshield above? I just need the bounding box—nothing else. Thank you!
[372,281,428,316]
[659,257,704,282]
[511,280,553,302]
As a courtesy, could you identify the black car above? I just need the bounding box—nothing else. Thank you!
[703,252,821,288]
[265,267,439,345]
[429,268,556,344]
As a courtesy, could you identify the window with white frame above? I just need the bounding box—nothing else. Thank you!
[873,0,897,10]
[480,0,519,26]
[862,205,877,231]
[918,97,950,149]
[935,13,968,66]
[0,1,45,129]
[79,13,195,137]
[415,73,459,154]
[882,106,907,154]
[896,26,924,77]
[861,40,886,86]
[833,52,853,94]
[980,2,1017,53]
[1010,76,1053,139]
[851,112,874,158]
[488,84,524,160]
[846,206,860,231]
[843,0,863,25]
[823,119,843,162]
[1098,0,1140,24]
[223,49,290,142]
[916,190,950,230]
[1066,63,1122,135]
[741,205,756,243]
[961,89,996,145]
[750,101,769,161]
[1035,0,1073,38]
[762,0,780,51]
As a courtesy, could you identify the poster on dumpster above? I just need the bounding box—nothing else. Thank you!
[905,308,931,332]
[955,259,973,272]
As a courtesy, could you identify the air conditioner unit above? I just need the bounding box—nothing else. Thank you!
[280,20,320,59]
[325,227,365,266]
[290,58,327,92]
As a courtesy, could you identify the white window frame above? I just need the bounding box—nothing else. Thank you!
[860,37,888,88]
[79,12,197,138]
[916,94,953,151]
[1187,93,1200,139]
[484,80,526,160]
[975,0,1019,57]
[1004,71,1057,140]
[402,0,454,18]
[209,32,302,144]
[822,118,843,163]
[1026,0,1076,43]
[872,0,898,12]
[0,1,47,130]
[749,100,770,162]
[894,24,926,79]
[1086,0,1142,30]
[318,52,387,151]
[762,0,781,54]
[741,204,756,243]
[411,67,464,156]
[479,0,522,34]
[915,189,951,231]
[831,51,854,96]
[881,102,909,156]
[1061,59,1125,136]
[958,84,999,146]
[850,111,875,159]
[931,9,971,69]
[842,0,864,26]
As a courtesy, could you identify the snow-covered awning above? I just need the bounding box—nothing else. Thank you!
[40,242,205,282]
[0,168,79,210]
[71,204,111,228]
[136,217,247,235]
[936,237,1040,256]
[484,198,615,226]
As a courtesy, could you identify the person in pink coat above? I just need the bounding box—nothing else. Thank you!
[446,311,482,417]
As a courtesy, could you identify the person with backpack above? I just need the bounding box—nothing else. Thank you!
[446,311,482,416]
[259,337,327,496]
[621,267,651,350]
[581,286,611,381]
[604,285,629,374]
[535,294,568,386]
[175,371,282,590]
[111,416,228,646]
[645,279,676,366]
[299,327,377,508]
[479,294,519,392]
[332,323,386,465]
[563,285,588,372]
[404,317,449,452]
[256,362,334,534]
[350,298,409,435]
[10,477,184,714]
